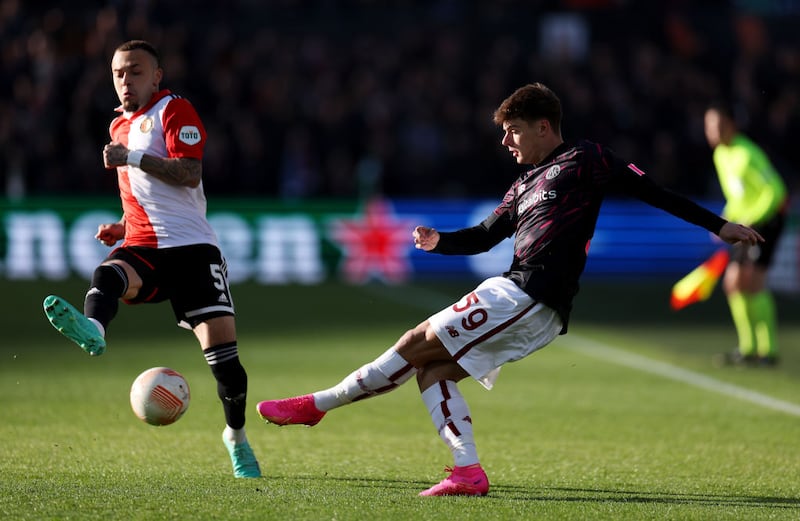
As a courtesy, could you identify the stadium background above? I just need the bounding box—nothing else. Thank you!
[1,0,799,290]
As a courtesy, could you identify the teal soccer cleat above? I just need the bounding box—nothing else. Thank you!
[222,433,262,478]
[43,295,106,356]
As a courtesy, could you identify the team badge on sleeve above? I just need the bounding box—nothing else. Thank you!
[179,126,202,145]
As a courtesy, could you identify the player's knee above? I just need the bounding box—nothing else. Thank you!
[417,361,467,391]
[99,261,143,299]
[89,263,129,299]
[397,321,433,346]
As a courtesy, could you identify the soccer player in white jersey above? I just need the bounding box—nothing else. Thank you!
[256,83,763,496]
[43,40,260,478]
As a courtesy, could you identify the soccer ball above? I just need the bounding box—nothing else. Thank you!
[129,367,191,426]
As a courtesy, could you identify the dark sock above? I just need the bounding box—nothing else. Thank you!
[204,342,247,429]
[84,264,128,330]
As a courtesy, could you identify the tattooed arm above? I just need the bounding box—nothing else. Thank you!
[135,154,201,188]
[103,142,202,188]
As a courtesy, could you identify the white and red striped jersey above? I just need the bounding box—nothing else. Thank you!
[109,89,218,248]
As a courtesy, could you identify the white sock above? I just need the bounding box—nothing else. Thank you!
[88,318,105,338]
[312,348,416,411]
[223,425,247,444]
[421,380,479,467]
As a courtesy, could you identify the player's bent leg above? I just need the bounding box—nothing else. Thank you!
[83,263,129,329]
[419,464,490,497]
[258,342,421,426]
[43,295,106,356]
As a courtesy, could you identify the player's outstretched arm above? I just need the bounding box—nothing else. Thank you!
[413,226,440,251]
[718,222,764,245]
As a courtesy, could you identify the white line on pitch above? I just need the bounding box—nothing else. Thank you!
[564,334,800,417]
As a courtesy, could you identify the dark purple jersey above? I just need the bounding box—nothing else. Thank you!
[432,140,727,333]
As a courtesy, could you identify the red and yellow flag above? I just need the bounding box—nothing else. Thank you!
[670,249,730,310]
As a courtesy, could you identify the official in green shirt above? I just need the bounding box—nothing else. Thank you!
[704,103,788,366]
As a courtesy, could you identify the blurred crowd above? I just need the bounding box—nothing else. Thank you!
[1,0,799,201]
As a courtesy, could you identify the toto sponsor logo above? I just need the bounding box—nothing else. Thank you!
[178,125,201,145]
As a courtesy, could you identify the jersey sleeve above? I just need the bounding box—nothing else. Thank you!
[433,185,516,255]
[161,97,207,160]
[605,148,727,234]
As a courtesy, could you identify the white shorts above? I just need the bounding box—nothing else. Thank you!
[428,276,563,390]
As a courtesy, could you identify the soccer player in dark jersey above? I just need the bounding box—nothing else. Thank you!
[256,83,763,496]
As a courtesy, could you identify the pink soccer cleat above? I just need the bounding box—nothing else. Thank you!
[256,394,326,427]
[419,464,490,497]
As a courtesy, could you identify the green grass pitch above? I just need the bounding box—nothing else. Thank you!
[2,277,800,520]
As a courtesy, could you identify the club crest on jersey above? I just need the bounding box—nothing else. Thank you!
[545,165,561,179]
[139,116,154,133]
[179,126,201,145]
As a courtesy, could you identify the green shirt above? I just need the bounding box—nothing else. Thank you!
[713,134,787,225]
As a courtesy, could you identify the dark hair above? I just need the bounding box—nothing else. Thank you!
[115,40,160,67]
[493,83,562,133]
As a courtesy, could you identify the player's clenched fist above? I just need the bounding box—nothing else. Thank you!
[413,226,440,251]
[95,222,125,246]
[103,142,129,169]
